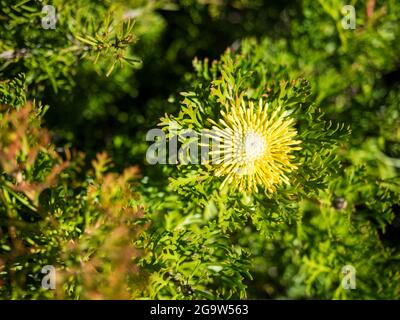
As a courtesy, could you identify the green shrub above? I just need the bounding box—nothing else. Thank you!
[1,0,399,299]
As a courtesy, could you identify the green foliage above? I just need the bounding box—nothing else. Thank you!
[0,0,141,92]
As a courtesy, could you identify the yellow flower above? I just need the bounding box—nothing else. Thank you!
[207,96,301,193]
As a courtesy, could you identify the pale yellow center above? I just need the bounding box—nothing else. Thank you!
[243,131,266,161]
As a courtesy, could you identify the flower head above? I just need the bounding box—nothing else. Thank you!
[207,96,301,193]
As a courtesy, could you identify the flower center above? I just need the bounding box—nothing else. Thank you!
[244,131,266,161]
